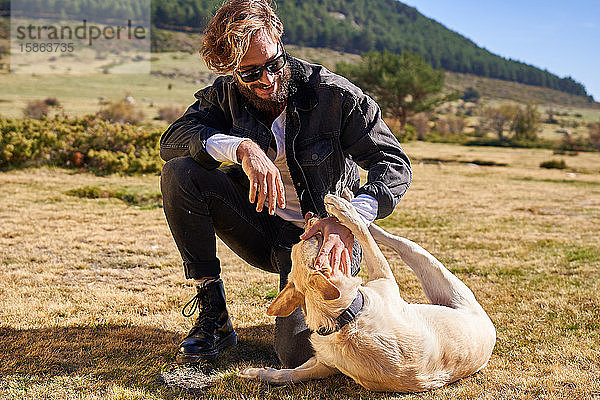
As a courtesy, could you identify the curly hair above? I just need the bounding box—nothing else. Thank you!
[200,0,284,74]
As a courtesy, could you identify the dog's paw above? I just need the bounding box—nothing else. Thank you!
[324,194,363,230]
[238,367,290,384]
[238,367,269,381]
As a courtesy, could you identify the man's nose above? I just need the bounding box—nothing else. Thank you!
[258,69,276,85]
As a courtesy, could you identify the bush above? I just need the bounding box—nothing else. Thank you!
[461,87,480,103]
[23,100,49,119]
[408,114,430,140]
[97,100,145,124]
[588,121,600,151]
[386,117,417,142]
[540,159,567,169]
[43,97,61,107]
[157,105,185,123]
[511,103,540,142]
[22,98,62,119]
[435,115,465,136]
[0,115,163,174]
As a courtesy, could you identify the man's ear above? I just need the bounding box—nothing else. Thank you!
[308,271,341,301]
[267,282,304,317]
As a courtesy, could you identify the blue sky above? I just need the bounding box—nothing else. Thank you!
[401,0,600,101]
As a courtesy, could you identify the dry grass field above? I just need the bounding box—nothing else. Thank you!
[1,142,599,399]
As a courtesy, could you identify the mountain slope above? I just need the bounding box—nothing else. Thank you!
[0,0,592,100]
[150,0,591,100]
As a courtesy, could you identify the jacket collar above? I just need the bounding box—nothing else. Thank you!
[287,56,318,112]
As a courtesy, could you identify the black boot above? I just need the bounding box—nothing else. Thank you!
[176,279,237,364]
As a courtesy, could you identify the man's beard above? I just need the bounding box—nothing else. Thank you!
[236,66,291,115]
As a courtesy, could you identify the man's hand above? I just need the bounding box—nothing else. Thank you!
[237,140,285,214]
[301,214,354,275]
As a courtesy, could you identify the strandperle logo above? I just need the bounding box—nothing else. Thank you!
[15,20,148,46]
[10,0,151,74]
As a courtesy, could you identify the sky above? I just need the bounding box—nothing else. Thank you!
[400,0,600,102]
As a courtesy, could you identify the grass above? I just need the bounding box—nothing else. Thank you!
[65,185,163,209]
[0,47,354,122]
[1,142,599,399]
[444,71,600,110]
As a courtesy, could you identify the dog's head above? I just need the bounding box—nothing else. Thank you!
[266,217,341,317]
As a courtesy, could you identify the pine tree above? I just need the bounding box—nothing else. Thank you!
[337,50,457,131]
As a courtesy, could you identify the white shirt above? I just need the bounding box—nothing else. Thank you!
[205,111,378,227]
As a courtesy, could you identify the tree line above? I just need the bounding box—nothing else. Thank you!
[0,0,592,100]
[275,0,590,99]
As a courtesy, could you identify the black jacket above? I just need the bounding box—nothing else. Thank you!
[160,56,411,219]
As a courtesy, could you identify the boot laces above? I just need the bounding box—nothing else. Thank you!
[182,290,220,335]
[182,292,200,318]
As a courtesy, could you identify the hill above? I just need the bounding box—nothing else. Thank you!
[0,0,594,100]
[150,0,593,100]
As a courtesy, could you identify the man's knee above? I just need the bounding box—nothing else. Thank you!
[161,157,224,203]
[274,308,314,368]
[162,157,203,189]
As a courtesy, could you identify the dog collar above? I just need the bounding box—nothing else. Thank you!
[317,290,364,336]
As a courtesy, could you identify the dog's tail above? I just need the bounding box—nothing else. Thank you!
[368,224,484,313]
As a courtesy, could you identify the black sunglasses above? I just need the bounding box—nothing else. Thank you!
[236,43,287,83]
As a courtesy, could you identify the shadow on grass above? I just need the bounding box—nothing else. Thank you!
[0,324,277,393]
[0,324,395,399]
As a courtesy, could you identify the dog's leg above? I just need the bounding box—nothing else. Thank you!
[369,224,483,312]
[239,356,338,384]
[324,194,395,281]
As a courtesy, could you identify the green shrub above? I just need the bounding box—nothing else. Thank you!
[461,87,480,103]
[540,159,567,169]
[65,186,102,198]
[394,123,417,142]
[65,185,162,208]
[0,115,163,174]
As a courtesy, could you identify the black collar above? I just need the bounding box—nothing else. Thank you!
[317,290,364,336]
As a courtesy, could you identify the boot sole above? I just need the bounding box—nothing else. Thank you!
[176,331,238,364]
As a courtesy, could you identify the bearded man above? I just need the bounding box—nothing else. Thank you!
[159,0,412,368]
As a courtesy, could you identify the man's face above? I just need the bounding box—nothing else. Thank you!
[235,30,290,113]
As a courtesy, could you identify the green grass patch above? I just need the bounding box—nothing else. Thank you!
[540,159,567,169]
[533,239,600,268]
[565,247,600,263]
[65,186,162,209]
[264,288,279,300]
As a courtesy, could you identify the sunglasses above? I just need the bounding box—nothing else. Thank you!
[236,43,287,83]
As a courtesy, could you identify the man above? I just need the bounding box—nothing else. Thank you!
[159,0,411,368]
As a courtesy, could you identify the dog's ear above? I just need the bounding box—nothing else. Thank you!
[267,282,304,317]
[308,271,341,301]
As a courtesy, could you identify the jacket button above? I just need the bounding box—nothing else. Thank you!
[296,182,301,187]
[311,153,318,161]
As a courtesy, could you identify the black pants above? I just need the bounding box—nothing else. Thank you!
[161,157,360,368]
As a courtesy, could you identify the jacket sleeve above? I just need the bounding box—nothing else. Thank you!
[159,79,233,170]
[340,93,412,220]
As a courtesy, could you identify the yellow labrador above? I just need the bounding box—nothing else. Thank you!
[240,193,496,392]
